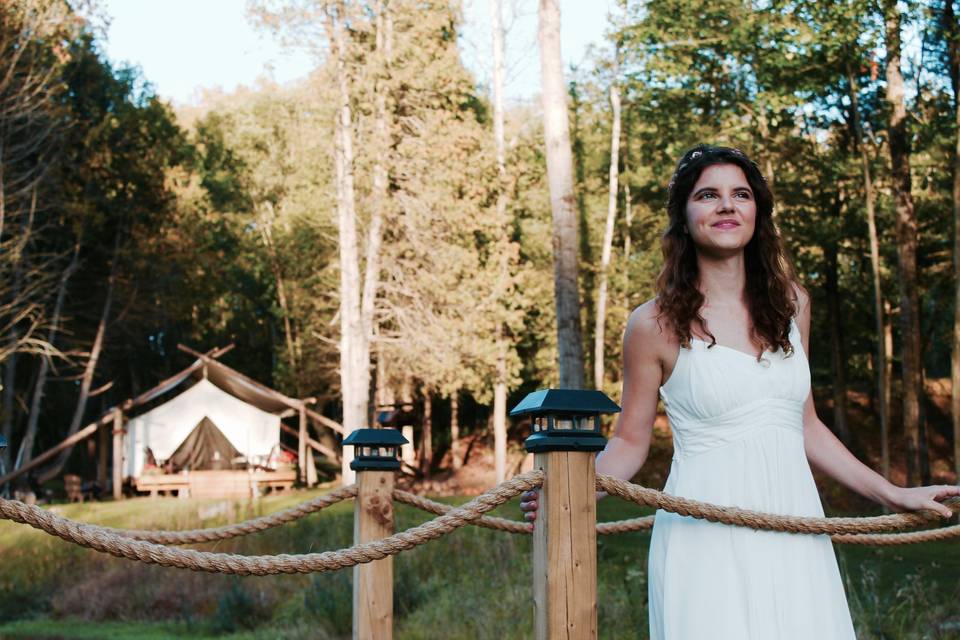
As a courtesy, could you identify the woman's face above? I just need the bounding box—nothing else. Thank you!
[684,163,757,256]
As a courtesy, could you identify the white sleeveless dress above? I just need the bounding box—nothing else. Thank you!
[648,317,856,639]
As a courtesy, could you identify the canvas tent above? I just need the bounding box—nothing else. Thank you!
[124,378,280,478]
[0,345,344,499]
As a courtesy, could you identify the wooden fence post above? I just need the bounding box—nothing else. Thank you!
[111,408,124,500]
[343,428,408,640]
[511,389,620,640]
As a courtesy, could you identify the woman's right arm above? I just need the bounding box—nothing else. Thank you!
[596,301,663,485]
[521,301,666,522]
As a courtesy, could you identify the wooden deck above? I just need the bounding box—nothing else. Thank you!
[135,469,297,499]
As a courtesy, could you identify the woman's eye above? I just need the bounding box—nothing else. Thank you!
[735,191,751,199]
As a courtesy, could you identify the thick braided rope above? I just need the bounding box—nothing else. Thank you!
[590,515,960,545]
[597,516,655,535]
[392,489,530,534]
[0,470,542,575]
[108,485,357,544]
[831,525,960,546]
[597,474,958,535]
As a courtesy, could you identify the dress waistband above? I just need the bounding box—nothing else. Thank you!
[669,397,804,461]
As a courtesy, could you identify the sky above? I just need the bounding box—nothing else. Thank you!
[100,0,614,107]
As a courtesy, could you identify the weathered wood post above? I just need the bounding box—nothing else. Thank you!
[298,403,307,485]
[111,408,124,500]
[97,420,109,492]
[343,428,408,640]
[511,389,621,640]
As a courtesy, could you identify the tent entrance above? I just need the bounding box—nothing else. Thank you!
[167,416,242,472]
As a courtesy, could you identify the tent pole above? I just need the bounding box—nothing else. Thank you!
[298,404,307,485]
[112,408,124,500]
[97,420,109,492]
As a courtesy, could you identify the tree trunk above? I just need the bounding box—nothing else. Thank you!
[884,0,924,487]
[848,63,890,479]
[260,205,298,391]
[884,298,894,480]
[450,390,460,470]
[1,185,37,474]
[37,238,122,483]
[489,0,509,483]
[14,243,79,470]
[421,391,432,477]
[622,109,632,268]
[594,54,621,391]
[824,193,850,446]
[1,267,22,474]
[328,4,368,485]
[944,0,960,482]
[570,83,594,384]
[538,0,585,389]
[39,236,119,483]
[361,0,391,429]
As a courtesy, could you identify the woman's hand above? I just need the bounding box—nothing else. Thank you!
[520,489,539,531]
[884,484,960,519]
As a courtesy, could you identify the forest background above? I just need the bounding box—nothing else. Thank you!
[2,0,960,499]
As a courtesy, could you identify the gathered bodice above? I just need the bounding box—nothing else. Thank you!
[657,317,811,460]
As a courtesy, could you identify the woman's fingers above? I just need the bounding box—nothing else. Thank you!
[931,501,954,518]
[933,485,960,518]
[520,488,539,529]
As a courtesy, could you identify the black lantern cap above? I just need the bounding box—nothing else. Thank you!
[509,389,621,417]
[343,428,408,471]
[512,389,620,454]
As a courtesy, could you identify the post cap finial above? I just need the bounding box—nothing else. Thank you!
[511,389,620,453]
[343,428,408,471]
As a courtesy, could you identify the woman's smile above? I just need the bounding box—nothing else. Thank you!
[711,219,741,229]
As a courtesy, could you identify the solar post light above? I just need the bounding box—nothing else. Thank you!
[511,388,619,454]
[510,388,620,640]
[343,428,409,639]
[343,428,408,471]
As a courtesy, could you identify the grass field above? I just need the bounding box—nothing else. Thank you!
[0,488,957,639]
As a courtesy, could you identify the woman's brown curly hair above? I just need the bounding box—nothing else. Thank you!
[654,144,801,361]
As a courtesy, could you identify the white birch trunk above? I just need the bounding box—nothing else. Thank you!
[489,0,508,483]
[538,0,585,389]
[329,3,368,485]
[594,57,620,391]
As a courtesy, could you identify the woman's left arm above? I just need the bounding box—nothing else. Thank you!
[795,285,960,518]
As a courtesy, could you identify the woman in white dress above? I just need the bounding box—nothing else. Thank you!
[520,144,960,639]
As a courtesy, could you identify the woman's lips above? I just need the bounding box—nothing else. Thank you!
[712,221,740,229]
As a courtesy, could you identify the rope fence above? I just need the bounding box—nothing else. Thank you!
[110,484,358,544]
[5,398,957,638]
[0,471,542,575]
[1,470,956,561]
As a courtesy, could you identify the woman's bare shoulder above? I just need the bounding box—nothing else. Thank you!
[625,298,676,353]
[790,281,810,314]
